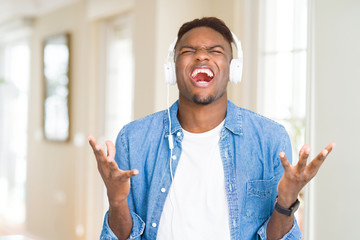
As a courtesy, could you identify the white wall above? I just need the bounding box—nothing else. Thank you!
[26,1,91,239]
[309,0,360,239]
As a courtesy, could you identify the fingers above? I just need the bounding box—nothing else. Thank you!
[125,169,139,178]
[297,145,310,169]
[103,140,118,172]
[279,152,292,171]
[314,142,335,162]
[88,135,106,158]
[278,142,335,199]
[325,142,336,154]
[88,134,139,179]
[88,135,98,152]
[106,159,138,180]
[306,142,335,175]
[88,135,112,171]
[105,140,116,159]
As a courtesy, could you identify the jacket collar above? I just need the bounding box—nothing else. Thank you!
[164,101,182,137]
[164,100,243,136]
[224,100,243,135]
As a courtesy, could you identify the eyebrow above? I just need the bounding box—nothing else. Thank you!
[178,45,225,51]
[208,45,225,51]
[178,45,195,51]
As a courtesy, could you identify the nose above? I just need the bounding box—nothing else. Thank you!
[195,48,209,61]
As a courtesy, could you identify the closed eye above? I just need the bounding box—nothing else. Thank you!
[178,46,196,55]
[180,50,195,54]
[208,46,225,55]
[210,50,223,54]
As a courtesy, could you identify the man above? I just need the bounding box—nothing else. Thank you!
[89,17,334,240]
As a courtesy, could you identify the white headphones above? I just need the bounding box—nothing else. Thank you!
[164,31,243,85]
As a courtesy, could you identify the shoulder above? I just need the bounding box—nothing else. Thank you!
[240,107,291,154]
[120,109,167,137]
[242,108,285,132]
[227,101,288,138]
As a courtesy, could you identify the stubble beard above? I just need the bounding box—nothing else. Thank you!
[192,95,215,105]
[192,90,226,105]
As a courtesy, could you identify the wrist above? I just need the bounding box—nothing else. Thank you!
[276,195,298,209]
[109,198,128,208]
[274,196,300,216]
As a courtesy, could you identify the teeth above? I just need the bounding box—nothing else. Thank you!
[191,68,214,78]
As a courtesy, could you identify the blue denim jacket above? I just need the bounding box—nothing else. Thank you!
[100,100,302,240]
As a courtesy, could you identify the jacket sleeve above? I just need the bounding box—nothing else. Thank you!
[257,217,302,240]
[100,211,145,240]
[256,128,302,240]
[99,126,146,239]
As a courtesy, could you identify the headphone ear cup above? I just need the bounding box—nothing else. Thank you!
[164,61,177,85]
[229,58,243,83]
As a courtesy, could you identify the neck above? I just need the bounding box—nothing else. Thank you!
[177,95,227,133]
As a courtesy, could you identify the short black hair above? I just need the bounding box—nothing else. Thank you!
[176,17,234,49]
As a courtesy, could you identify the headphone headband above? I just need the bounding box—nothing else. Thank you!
[231,32,243,59]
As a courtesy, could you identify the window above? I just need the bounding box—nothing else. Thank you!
[258,0,308,233]
[99,13,134,215]
[0,40,30,232]
[104,15,134,142]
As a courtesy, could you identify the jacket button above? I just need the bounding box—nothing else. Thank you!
[152,222,157,227]
[161,188,166,193]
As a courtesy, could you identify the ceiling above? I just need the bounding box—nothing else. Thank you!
[0,0,79,23]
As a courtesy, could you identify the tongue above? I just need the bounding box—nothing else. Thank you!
[194,73,211,82]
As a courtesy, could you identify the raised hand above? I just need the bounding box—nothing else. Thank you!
[88,135,138,239]
[276,142,336,207]
[88,135,138,206]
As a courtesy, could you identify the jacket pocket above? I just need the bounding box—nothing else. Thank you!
[244,178,274,221]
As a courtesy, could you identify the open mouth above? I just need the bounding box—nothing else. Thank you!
[190,68,214,84]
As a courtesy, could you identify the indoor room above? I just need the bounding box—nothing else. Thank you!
[0,0,359,239]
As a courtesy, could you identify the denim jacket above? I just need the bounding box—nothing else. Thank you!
[100,100,302,240]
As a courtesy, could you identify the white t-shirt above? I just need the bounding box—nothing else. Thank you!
[157,120,230,240]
